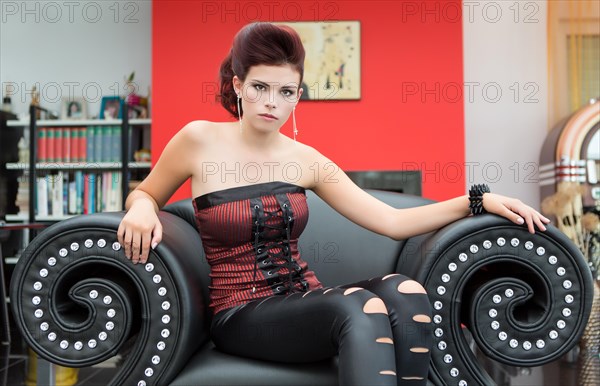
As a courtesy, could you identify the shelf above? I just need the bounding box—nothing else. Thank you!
[6,162,151,170]
[6,118,151,127]
[4,257,20,265]
[6,213,77,222]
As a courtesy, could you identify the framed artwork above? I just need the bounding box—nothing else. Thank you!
[60,97,87,120]
[276,21,361,100]
[99,96,124,119]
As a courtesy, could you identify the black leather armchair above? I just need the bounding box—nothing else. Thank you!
[10,190,594,385]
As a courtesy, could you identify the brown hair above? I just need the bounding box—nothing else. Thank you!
[218,22,305,117]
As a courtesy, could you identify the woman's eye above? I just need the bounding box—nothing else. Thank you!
[253,84,266,91]
[282,89,295,97]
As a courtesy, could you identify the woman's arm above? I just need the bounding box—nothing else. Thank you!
[308,149,549,240]
[117,121,207,263]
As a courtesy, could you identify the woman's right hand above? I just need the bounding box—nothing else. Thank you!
[117,198,163,264]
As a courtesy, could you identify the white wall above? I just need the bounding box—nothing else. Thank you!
[0,0,151,119]
[463,0,548,210]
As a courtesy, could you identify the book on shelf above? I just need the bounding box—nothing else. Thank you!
[32,171,122,217]
[37,125,124,164]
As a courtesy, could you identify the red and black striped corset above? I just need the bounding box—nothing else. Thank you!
[192,181,323,315]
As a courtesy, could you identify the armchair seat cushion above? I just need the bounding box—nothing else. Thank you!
[170,342,338,386]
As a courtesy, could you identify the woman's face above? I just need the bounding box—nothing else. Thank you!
[234,64,302,133]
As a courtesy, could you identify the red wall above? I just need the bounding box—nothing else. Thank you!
[153,0,465,203]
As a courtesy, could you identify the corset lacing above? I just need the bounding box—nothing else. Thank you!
[251,198,306,294]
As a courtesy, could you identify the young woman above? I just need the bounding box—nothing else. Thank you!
[117,22,549,386]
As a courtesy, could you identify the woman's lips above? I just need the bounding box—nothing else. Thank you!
[259,113,278,120]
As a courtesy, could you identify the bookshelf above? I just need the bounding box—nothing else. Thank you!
[1,105,152,224]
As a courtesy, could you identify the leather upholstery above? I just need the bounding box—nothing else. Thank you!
[10,190,594,386]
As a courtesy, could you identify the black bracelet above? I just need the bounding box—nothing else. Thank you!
[468,184,490,215]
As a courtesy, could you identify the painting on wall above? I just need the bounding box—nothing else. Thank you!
[277,21,361,100]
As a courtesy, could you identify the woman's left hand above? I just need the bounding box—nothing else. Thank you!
[482,193,551,234]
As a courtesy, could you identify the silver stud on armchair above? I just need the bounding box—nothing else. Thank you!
[161,301,171,311]
[112,242,121,251]
[498,331,507,341]
[536,247,545,256]
[152,355,160,365]
[103,296,112,305]
[48,257,57,266]
[548,255,558,265]
[565,294,574,303]
[450,368,459,377]
[106,322,115,331]
[97,239,107,248]
[525,241,533,250]
[70,242,79,252]
[39,269,48,278]
[523,341,532,350]
[563,280,572,289]
[34,309,43,318]
[137,381,146,386]
[492,294,502,304]
[505,289,514,298]
[40,322,49,331]
[99,332,108,341]
[536,339,545,349]
[437,286,446,295]
[48,332,57,341]
[441,274,450,283]
[469,245,478,254]
[161,329,170,338]
[89,290,98,299]
[509,339,518,348]
[458,253,468,262]
[157,341,166,351]
[491,321,500,330]
[84,239,93,248]
[459,380,468,386]
[557,320,566,329]
[448,263,457,272]
[444,354,453,363]
[438,341,447,350]
[144,368,154,377]
[483,240,492,249]
[511,238,520,247]
[33,282,42,291]
[434,301,443,310]
[489,309,498,318]
[59,248,68,257]
[88,339,97,348]
[60,340,69,349]
[161,315,171,324]
[74,341,83,351]
[145,263,154,272]
[32,296,41,305]
[557,267,566,276]
[433,315,442,324]
[107,309,116,318]
[153,275,162,284]
[497,237,506,246]
[549,330,559,339]
[435,328,444,338]
[158,287,167,296]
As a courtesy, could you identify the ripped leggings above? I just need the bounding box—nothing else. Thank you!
[210,274,433,386]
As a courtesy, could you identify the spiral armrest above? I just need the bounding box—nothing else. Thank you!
[400,214,594,386]
[10,211,208,386]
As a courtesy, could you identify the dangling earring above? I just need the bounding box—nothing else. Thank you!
[237,94,243,133]
[292,106,298,142]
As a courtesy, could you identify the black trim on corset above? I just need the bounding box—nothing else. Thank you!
[194,181,306,210]
[248,191,308,295]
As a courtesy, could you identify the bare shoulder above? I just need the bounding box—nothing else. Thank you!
[176,120,219,144]
[288,140,341,189]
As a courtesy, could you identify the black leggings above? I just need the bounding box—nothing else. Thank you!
[210,274,433,386]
